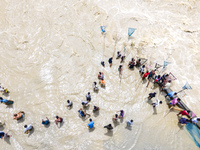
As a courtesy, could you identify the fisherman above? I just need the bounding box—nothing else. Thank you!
[101,61,105,67]
[161,73,169,82]
[13,111,25,120]
[24,124,33,134]
[135,59,141,67]
[81,101,89,107]
[55,116,63,125]
[118,65,123,75]
[99,79,105,87]
[86,92,91,101]
[148,92,156,100]
[104,124,113,130]
[67,100,73,108]
[154,75,161,83]
[169,97,181,106]
[152,99,162,107]
[142,71,149,79]
[42,117,50,125]
[165,91,177,98]
[112,114,119,122]
[162,80,171,91]
[78,108,90,117]
[128,58,135,69]
[179,118,189,125]
[117,110,124,118]
[0,97,13,105]
[108,57,113,67]
[116,51,121,59]
[98,72,104,80]
[148,70,155,80]
[191,117,200,124]
[93,82,99,91]
[177,110,190,117]
[88,118,94,129]
[139,65,145,75]
[93,106,99,112]
[126,120,133,126]
[121,56,126,63]
[0,131,11,139]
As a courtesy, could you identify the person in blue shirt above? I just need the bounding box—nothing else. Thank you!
[166,92,177,98]
[88,118,94,129]
[108,57,113,67]
[42,117,50,125]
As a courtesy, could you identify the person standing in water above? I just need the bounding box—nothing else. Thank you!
[24,124,33,134]
[86,92,91,101]
[55,116,63,125]
[108,57,113,67]
[88,118,94,129]
[118,65,123,75]
[116,51,121,59]
[121,56,125,63]
[93,82,99,91]
[104,124,113,130]
[42,117,50,125]
[126,120,133,126]
[67,100,73,108]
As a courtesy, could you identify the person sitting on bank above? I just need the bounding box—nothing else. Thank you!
[24,124,33,134]
[55,116,63,125]
[179,117,190,125]
[116,51,121,59]
[93,82,99,91]
[42,117,50,125]
[177,110,190,117]
[13,111,25,120]
[191,117,200,124]
[142,71,149,79]
[93,106,99,112]
[104,124,113,130]
[139,65,145,75]
[67,100,73,108]
[165,91,177,98]
[148,70,155,80]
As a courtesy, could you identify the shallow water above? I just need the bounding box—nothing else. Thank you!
[0,0,200,150]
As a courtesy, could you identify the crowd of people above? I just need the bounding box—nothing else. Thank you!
[0,49,197,141]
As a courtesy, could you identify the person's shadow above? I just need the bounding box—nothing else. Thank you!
[113,120,120,127]
[153,106,157,115]
[125,125,132,131]
[89,127,95,132]
[28,128,35,137]
[4,136,11,144]
[58,121,64,128]
[120,117,124,123]
[104,130,113,137]
[6,104,13,109]
[17,118,25,124]
[67,105,73,110]
[93,110,99,117]
[44,122,51,128]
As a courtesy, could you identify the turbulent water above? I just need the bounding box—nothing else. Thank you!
[0,0,200,149]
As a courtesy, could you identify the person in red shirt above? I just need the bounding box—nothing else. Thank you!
[177,110,189,117]
[142,71,149,79]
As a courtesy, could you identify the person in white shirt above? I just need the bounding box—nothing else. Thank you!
[67,100,73,108]
[152,99,162,107]
[24,124,33,134]
[126,120,133,126]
